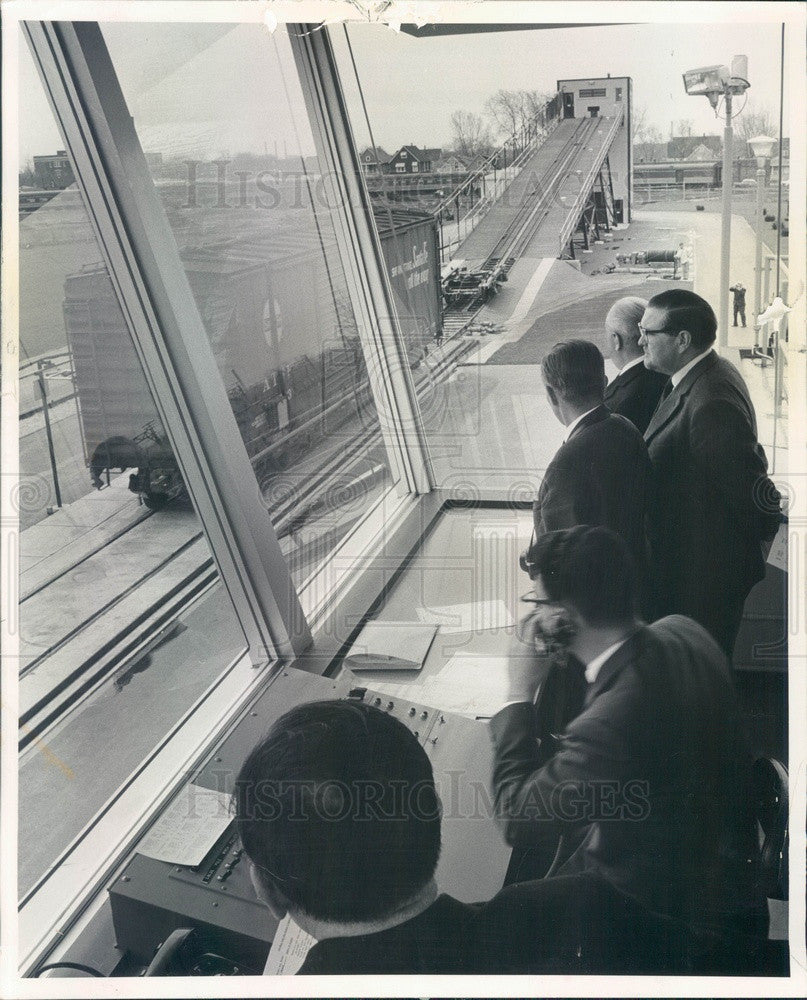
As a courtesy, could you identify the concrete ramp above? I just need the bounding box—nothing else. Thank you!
[457,114,624,265]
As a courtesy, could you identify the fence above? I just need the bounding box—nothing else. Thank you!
[435,95,562,264]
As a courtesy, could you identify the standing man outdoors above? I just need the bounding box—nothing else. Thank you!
[730,282,747,327]
[603,296,669,434]
[639,289,781,659]
[491,526,767,966]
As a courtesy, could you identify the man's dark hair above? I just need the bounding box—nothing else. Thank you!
[646,289,717,350]
[234,700,441,923]
[541,339,605,403]
[525,526,636,626]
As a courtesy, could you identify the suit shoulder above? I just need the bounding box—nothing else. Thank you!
[647,615,725,657]
[688,357,752,408]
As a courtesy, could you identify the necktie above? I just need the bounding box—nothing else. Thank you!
[660,380,673,401]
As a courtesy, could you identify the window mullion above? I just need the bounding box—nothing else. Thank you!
[23,19,311,661]
[289,24,435,495]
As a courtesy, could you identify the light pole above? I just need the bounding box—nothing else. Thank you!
[682,58,749,349]
[748,134,777,347]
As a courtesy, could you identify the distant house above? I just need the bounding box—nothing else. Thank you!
[359,146,391,175]
[435,151,490,174]
[33,150,75,190]
[388,145,443,174]
[667,134,722,160]
[434,152,469,174]
[686,143,719,162]
[634,141,668,164]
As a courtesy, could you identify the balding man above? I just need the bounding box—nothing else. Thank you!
[604,296,669,434]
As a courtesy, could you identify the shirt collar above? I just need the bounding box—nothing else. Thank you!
[564,405,599,442]
[671,347,713,388]
[585,637,629,683]
[616,355,645,377]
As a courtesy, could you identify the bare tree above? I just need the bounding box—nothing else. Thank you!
[521,88,553,122]
[676,119,694,137]
[630,104,664,146]
[449,111,493,159]
[485,89,551,139]
[19,158,37,187]
[737,100,778,141]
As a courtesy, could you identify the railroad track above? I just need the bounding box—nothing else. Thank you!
[441,118,601,309]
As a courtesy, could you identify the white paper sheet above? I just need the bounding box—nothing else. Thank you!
[767,522,788,571]
[136,784,232,866]
[416,599,514,633]
[373,652,512,718]
[263,915,316,975]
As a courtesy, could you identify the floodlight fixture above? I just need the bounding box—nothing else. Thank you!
[682,55,750,348]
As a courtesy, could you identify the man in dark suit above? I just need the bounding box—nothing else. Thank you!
[535,339,652,590]
[639,289,781,658]
[234,697,691,974]
[603,295,669,433]
[491,526,767,961]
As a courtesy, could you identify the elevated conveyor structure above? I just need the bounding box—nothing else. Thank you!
[445,113,624,306]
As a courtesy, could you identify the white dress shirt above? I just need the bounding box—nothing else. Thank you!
[563,405,598,442]
[612,355,645,380]
[670,348,713,389]
[584,637,630,684]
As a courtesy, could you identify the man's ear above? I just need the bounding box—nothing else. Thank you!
[677,329,693,353]
[545,384,558,406]
[250,862,290,921]
[611,332,623,352]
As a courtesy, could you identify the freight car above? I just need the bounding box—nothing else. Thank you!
[63,206,442,507]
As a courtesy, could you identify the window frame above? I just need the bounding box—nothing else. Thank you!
[12,13,437,971]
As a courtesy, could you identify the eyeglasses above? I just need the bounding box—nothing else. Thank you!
[520,592,556,606]
[638,324,677,337]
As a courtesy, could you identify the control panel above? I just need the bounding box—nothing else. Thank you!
[109,822,274,971]
[108,666,510,970]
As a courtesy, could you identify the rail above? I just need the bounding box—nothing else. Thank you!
[441,117,601,306]
[485,116,601,265]
[754,254,790,473]
[555,109,624,256]
[436,93,562,263]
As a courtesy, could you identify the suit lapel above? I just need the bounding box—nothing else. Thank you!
[644,352,717,443]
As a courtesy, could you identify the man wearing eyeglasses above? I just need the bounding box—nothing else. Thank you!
[638,289,781,660]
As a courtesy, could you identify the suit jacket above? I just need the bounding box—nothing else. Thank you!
[643,352,781,627]
[298,872,706,974]
[490,617,765,936]
[604,362,669,434]
[533,405,652,579]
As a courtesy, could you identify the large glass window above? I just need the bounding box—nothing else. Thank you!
[17,38,248,898]
[101,23,398,589]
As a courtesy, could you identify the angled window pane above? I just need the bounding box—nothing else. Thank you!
[102,23,398,588]
[17,37,247,899]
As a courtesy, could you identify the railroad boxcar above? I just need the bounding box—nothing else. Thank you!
[63,205,442,498]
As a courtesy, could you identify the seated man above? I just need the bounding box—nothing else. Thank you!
[233,698,697,974]
[491,525,768,962]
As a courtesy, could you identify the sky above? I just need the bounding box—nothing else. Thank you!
[17,11,790,166]
[339,20,788,149]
